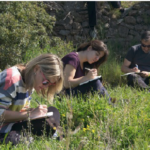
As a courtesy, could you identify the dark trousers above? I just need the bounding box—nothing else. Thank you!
[0,106,60,145]
[65,79,110,100]
[87,2,97,29]
[127,74,150,87]
[110,1,121,8]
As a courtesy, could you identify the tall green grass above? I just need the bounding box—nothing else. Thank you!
[1,87,150,149]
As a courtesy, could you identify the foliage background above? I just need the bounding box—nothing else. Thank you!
[0,2,55,69]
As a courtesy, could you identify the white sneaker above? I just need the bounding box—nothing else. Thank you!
[52,130,58,139]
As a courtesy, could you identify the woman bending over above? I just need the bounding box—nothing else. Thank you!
[0,54,63,145]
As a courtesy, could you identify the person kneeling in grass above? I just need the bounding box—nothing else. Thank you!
[0,54,64,145]
[62,40,112,103]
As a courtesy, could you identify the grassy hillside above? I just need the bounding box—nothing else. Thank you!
[1,41,150,149]
[1,1,150,150]
[1,87,150,149]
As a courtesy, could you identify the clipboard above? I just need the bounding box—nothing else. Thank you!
[79,76,102,86]
[121,72,142,76]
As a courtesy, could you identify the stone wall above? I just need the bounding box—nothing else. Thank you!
[45,2,150,51]
[105,2,150,51]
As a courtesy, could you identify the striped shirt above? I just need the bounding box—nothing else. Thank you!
[0,66,31,133]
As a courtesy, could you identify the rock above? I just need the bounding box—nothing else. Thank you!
[66,35,74,42]
[70,30,80,35]
[120,23,134,30]
[118,26,129,38]
[132,3,141,10]
[104,23,110,29]
[143,25,149,30]
[136,16,143,23]
[63,14,73,24]
[134,25,143,31]
[127,35,134,40]
[134,34,141,41]
[82,28,89,36]
[129,30,139,36]
[101,16,110,22]
[59,30,70,36]
[64,24,72,30]
[146,10,150,15]
[106,28,118,38]
[82,22,89,28]
[101,9,110,16]
[124,16,136,25]
[128,10,138,16]
[97,11,102,19]
[73,22,81,30]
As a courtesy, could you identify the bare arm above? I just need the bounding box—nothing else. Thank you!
[121,59,139,73]
[1,110,28,123]
[121,59,150,77]
[1,105,48,123]
[140,71,150,78]
[64,64,97,88]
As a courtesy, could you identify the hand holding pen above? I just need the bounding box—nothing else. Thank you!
[132,64,140,72]
[35,99,47,114]
[30,99,48,119]
[85,67,97,79]
[36,99,41,105]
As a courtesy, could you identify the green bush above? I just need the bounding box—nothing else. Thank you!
[24,37,74,63]
[0,2,55,69]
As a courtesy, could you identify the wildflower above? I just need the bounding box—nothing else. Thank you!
[146,118,150,121]
[92,130,95,133]
[86,125,90,130]
[62,114,65,117]
[53,127,56,130]
[83,128,86,132]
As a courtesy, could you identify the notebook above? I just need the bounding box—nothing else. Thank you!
[121,72,142,76]
[79,76,102,86]
[31,112,53,120]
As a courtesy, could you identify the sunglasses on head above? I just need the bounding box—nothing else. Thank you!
[41,71,56,86]
[141,43,150,48]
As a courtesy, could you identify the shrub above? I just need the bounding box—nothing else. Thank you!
[0,2,55,69]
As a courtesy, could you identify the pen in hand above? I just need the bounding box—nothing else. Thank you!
[135,64,138,69]
[36,99,41,105]
[85,67,91,71]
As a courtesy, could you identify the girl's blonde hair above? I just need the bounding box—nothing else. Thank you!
[18,54,64,102]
